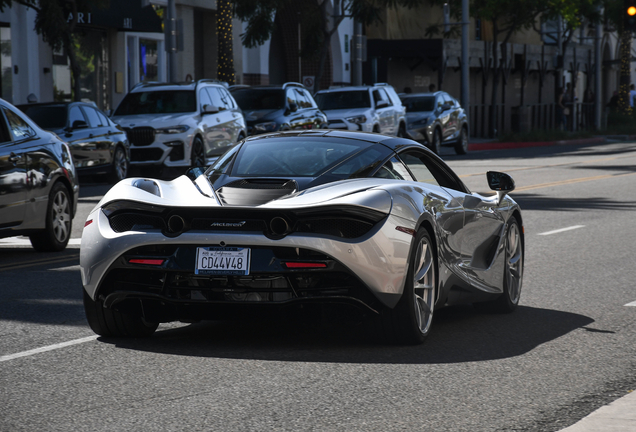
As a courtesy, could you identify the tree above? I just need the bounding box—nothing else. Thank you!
[234,0,423,93]
[603,0,633,115]
[0,0,107,101]
[218,0,235,85]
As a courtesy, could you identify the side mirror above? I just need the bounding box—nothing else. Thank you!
[442,102,452,111]
[71,120,88,130]
[487,171,515,205]
[202,104,220,114]
[376,100,390,109]
[289,102,298,112]
[105,109,112,117]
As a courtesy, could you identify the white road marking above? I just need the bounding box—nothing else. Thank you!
[538,225,585,236]
[0,335,98,363]
[0,238,81,246]
[625,301,636,307]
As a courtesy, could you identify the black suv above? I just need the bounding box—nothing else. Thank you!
[230,83,327,135]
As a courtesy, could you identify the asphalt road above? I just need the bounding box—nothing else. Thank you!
[1,141,636,431]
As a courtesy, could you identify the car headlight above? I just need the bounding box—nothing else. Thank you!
[409,116,433,127]
[254,122,278,132]
[156,125,190,134]
[345,115,367,124]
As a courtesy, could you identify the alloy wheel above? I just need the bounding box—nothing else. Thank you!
[413,235,436,334]
[51,190,71,243]
[505,222,523,304]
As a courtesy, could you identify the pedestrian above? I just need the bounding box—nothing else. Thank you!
[556,87,566,131]
[583,88,594,128]
[607,90,619,112]
[562,83,574,131]
[429,83,436,93]
[629,84,636,107]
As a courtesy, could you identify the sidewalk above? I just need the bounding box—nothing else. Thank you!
[467,136,608,152]
[559,390,636,431]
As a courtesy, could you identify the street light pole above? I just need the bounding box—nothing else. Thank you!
[461,0,469,115]
[594,8,602,130]
[168,0,177,82]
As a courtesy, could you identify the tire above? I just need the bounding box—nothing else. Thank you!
[191,137,205,167]
[474,217,523,313]
[397,123,407,138]
[373,125,380,133]
[29,182,72,252]
[454,126,469,155]
[430,128,442,155]
[107,146,129,184]
[379,228,437,344]
[83,290,158,337]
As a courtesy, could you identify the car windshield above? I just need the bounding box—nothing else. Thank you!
[114,90,196,116]
[314,91,371,110]
[227,138,379,177]
[19,106,67,129]
[231,89,286,110]
[402,96,436,112]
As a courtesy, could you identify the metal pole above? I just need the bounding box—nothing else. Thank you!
[594,10,602,130]
[353,21,362,85]
[461,0,469,114]
[168,0,177,82]
[298,13,302,82]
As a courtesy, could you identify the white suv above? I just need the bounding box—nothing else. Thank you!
[111,80,247,169]
[314,83,407,136]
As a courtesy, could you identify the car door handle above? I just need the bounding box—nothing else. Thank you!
[217,118,221,122]
[8,153,20,163]
[89,134,94,138]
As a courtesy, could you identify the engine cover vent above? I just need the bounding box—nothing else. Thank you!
[217,179,297,206]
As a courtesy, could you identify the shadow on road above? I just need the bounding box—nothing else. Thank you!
[512,193,636,212]
[99,304,594,364]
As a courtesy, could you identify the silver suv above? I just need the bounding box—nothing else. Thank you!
[314,83,407,136]
[111,80,247,169]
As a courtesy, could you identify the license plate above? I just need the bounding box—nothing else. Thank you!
[195,247,251,276]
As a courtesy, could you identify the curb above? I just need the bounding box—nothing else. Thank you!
[468,137,607,151]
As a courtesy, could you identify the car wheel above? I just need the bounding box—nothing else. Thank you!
[237,133,246,142]
[380,228,437,344]
[430,128,442,155]
[83,290,158,337]
[397,123,407,138]
[475,217,523,313]
[454,126,469,155]
[29,182,72,252]
[373,125,380,133]
[191,137,205,167]
[107,146,129,184]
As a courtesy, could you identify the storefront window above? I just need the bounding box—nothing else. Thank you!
[139,39,158,83]
[0,26,12,103]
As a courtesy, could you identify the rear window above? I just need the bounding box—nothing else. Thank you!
[114,90,196,116]
[231,89,286,110]
[315,91,371,110]
[229,138,378,177]
[401,97,436,112]
[19,106,67,129]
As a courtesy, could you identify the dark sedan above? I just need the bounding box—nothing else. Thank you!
[401,92,469,155]
[17,102,130,183]
[0,98,79,251]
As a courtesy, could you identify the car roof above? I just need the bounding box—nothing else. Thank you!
[15,101,96,109]
[130,80,228,93]
[243,129,424,152]
[316,84,396,94]
[400,92,440,98]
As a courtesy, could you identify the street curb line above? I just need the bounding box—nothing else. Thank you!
[468,137,607,151]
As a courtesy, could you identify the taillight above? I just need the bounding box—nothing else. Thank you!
[128,259,165,265]
[282,262,327,269]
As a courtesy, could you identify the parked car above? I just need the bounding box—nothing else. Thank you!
[400,92,469,155]
[314,83,407,136]
[17,102,130,183]
[230,82,327,135]
[80,130,523,344]
[0,98,79,251]
[111,80,247,170]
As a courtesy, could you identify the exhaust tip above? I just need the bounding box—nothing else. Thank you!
[270,217,290,236]
[167,215,185,234]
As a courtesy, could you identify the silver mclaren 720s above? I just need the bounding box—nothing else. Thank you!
[80,130,524,344]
